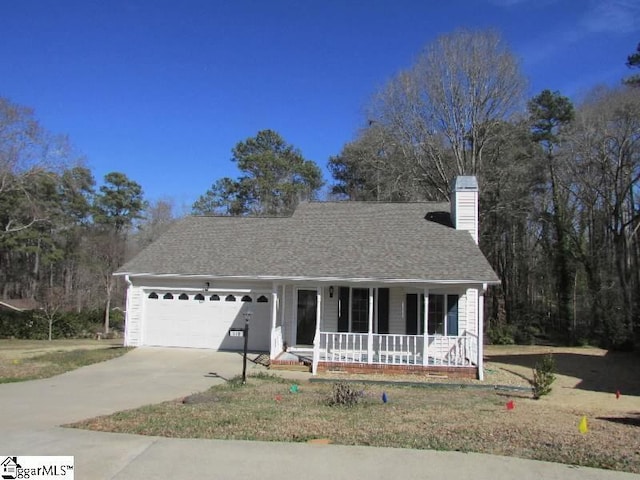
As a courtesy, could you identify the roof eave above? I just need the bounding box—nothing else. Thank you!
[116,271,500,286]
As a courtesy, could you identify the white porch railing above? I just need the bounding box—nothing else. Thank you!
[426,335,476,366]
[374,334,422,365]
[317,332,478,367]
[321,332,369,363]
[466,332,478,366]
[270,326,283,360]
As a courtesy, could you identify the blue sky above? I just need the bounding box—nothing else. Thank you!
[1,0,638,212]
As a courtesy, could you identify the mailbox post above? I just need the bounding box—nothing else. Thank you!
[241,311,252,384]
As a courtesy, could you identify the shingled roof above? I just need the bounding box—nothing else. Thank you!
[117,202,499,284]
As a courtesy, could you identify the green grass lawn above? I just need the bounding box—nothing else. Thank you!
[68,374,640,473]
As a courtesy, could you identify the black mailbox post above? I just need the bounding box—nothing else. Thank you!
[241,311,252,384]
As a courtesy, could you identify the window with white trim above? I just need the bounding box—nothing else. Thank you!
[337,287,389,333]
[427,294,459,335]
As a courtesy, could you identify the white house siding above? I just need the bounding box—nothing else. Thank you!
[453,190,479,244]
[458,291,468,334]
[388,287,405,334]
[282,284,295,346]
[323,286,338,332]
[124,285,143,346]
[465,288,478,336]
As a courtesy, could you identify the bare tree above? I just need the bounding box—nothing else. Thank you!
[412,29,526,176]
[333,29,527,202]
[0,97,76,234]
[36,286,66,341]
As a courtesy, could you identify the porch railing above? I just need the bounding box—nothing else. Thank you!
[374,334,422,365]
[321,332,369,363]
[317,332,478,367]
[465,332,478,366]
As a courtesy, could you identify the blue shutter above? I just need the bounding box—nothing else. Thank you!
[447,295,459,336]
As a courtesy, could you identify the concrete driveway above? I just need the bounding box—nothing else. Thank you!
[0,348,256,431]
[0,347,637,480]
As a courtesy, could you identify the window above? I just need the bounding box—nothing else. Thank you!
[210,294,220,301]
[163,293,174,300]
[257,295,269,303]
[148,292,158,299]
[178,293,189,300]
[428,295,444,335]
[337,287,388,333]
[427,294,459,335]
[446,295,459,336]
[241,295,252,302]
[194,293,205,301]
[225,294,236,302]
[351,288,369,333]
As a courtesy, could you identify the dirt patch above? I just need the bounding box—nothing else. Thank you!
[485,345,640,413]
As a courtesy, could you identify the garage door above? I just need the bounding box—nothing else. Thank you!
[142,291,271,351]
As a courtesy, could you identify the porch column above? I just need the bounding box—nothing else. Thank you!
[271,284,278,330]
[269,284,279,359]
[422,288,429,366]
[312,288,322,375]
[367,288,374,364]
[477,285,485,380]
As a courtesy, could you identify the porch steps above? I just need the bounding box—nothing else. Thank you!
[269,351,312,372]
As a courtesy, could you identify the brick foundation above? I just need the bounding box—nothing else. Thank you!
[316,362,478,379]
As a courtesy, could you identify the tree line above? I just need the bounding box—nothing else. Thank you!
[0,97,164,334]
[2,30,639,348]
[328,31,640,348]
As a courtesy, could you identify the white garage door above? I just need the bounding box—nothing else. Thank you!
[142,291,271,351]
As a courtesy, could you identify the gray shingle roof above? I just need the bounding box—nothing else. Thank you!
[117,202,499,284]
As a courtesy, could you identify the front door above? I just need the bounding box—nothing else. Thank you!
[296,289,317,345]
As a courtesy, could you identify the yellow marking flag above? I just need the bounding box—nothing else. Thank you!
[579,416,588,434]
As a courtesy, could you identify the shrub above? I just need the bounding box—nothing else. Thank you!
[531,353,556,399]
[0,308,105,340]
[327,382,364,407]
[487,324,515,345]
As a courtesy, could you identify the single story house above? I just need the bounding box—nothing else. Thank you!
[116,176,499,379]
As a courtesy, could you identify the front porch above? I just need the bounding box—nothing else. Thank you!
[267,283,485,379]
[313,331,478,378]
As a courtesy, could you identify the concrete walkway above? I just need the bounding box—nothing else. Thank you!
[0,347,637,480]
